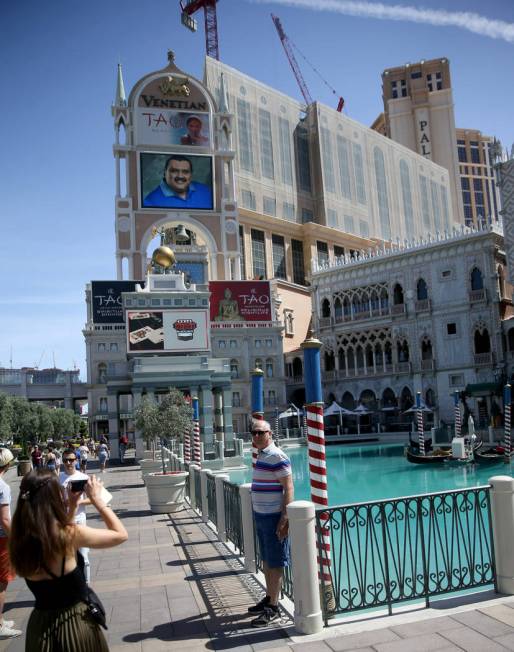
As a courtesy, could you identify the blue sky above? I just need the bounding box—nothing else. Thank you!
[1,0,513,377]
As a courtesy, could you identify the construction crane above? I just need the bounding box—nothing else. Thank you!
[180,0,220,60]
[271,14,344,112]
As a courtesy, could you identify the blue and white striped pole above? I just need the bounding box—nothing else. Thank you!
[251,368,264,468]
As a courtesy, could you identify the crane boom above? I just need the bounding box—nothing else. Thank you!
[271,14,313,106]
[180,0,220,60]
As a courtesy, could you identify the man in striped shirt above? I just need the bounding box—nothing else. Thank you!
[248,419,294,627]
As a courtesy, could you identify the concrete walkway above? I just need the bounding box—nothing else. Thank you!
[2,459,514,651]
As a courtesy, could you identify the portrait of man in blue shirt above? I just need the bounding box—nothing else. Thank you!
[143,155,213,209]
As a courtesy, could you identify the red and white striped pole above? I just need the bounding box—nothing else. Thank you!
[504,384,511,463]
[301,331,335,611]
[192,396,201,466]
[453,391,461,438]
[251,368,264,468]
[183,424,192,464]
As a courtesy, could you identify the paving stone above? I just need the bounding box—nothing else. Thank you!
[390,616,462,638]
[480,604,514,627]
[452,608,514,637]
[492,633,514,651]
[441,625,509,651]
[291,640,333,651]
[374,633,455,652]
[325,628,401,651]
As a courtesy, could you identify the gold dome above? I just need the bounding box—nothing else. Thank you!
[151,246,175,269]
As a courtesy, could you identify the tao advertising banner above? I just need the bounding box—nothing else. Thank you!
[209,281,272,322]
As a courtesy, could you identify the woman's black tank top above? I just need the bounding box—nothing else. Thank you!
[26,558,88,610]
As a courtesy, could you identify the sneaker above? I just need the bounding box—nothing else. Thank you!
[0,623,22,638]
[247,595,270,614]
[1,621,15,629]
[251,605,280,628]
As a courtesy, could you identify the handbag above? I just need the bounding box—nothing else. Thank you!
[77,552,108,630]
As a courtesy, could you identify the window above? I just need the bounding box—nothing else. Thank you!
[449,374,464,387]
[230,360,239,378]
[241,189,256,211]
[255,339,262,348]
[447,323,457,335]
[374,147,391,240]
[440,185,450,230]
[232,392,241,408]
[336,135,352,199]
[471,267,484,290]
[441,269,453,279]
[334,245,345,259]
[344,215,355,233]
[320,127,336,193]
[458,146,467,163]
[97,343,106,352]
[327,209,337,227]
[352,142,366,204]
[400,160,414,234]
[237,98,253,172]
[359,220,369,237]
[266,338,273,347]
[278,117,293,185]
[239,226,246,279]
[218,340,226,349]
[283,202,295,221]
[430,180,441,231]
[411,71,422,79]
[291,239,306,285]
[317,241,329,267]
[263,196,276,216]
[97,363,107,384]
[258,109,274,179]
[230,339,237,349]
[266,359,274,378]
[267,390,276,405]
[419,175,431,228]
[471,147,480,164]
[251,229,266,279]
[296,126,312,192]
[301,208,313,223]
[255,358,263,370]
[110,342,118,352]
[417,278,428,300]
[99,397,108,412]
[272,234,286,280]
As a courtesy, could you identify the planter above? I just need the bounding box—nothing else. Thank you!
[17,460,32,477]
[145,471,188,514]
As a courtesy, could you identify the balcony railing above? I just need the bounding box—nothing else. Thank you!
[394,361,412,374]
[469,289,487,303]
[415,299,431,313]
[474,351,494,366]
[391,303,407,315]
[420,359,435,371]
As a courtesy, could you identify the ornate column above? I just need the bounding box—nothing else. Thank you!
[199,384,214,449]
[213,389,224,443]
[221,385,234,444]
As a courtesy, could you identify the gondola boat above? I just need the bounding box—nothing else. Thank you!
[474,445,512,464]
[405,447,452,464]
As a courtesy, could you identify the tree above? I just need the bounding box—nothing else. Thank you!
[10,398,38,456]
[50,409,75,439]
[34,404,54,442]
[0,395,13,442]
[134,396,159,452]
[79,421,88,438]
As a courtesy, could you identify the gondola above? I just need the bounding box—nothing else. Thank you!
[474,445,512,464]
[405,447,452,464]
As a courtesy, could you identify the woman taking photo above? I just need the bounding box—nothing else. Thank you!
[9,469,127,651]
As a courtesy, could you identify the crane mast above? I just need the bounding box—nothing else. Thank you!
[180,0,220,60]
[271,14,313,106]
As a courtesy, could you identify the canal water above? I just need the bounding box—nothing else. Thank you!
[228,443,512,504]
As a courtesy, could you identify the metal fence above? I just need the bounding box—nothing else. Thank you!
[194,468,202,511]
[184,463,190,499]
[255,524,294,600]
[316,486,496,623]
[207,473,217,526]
[223,480,244,554]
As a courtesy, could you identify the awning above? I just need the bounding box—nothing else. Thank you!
[465,382,502,397]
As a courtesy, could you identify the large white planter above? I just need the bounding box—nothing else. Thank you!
[145,471,189,513]
[140,458,166,483]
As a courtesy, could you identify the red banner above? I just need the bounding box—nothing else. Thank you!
[209,281,272,322]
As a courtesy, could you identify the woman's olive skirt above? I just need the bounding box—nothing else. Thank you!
[25,601,109,652]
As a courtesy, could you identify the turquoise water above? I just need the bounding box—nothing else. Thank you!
[228,443,513,504]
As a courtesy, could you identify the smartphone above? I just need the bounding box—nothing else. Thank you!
[69,478,88,493]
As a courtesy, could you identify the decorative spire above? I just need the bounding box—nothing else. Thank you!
[219,72,229,113]
[115,63,126,107]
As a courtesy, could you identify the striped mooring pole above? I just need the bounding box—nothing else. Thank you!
[301,330,335,612]
[183,423,192,464]
[504,384,512,463]
[454,391,462,438]
[416,392,425,456]
[251,368,264,468]
[192,396,201,465]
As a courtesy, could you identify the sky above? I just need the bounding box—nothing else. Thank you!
[1,0,513,378]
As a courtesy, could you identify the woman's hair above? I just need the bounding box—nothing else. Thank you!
[9,469,74,577]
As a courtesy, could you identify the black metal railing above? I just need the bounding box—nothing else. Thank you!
[223,480,244,554]
[207,473,217,526]
[194,468,201,512]
[184,463,190,499]
[255,524,294,601]
[316,486,496,623]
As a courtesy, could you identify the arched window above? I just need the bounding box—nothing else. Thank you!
[400,160,414,234]
[265,358,274,378]
[471,267,484,291]
[498,265,506,299]
[99,397,108,412]
[338,348,345,369]
[380,289,389,311]
[373,147,391,240]
[110,342,118,352]
[347,348,355,372]
[334,297,342,319]
[327,392,336,403]
[365,344,374,367]
[355,346,364,371]
[343,297,351,317]
[341,391,355,410]
[268,390,276,405]
[230,359,239,378]
[382,387,396,408]
[400,387,413,411]
[384,342,392,364]
[426,388,436,408]
[360,389,377,410]
[321,298,331,318]
[292,357,303,377]
[324,351,335,371]
[421,337,433,360]
[397,340,410,362]
[393,284,404,305]
[474,328,491,354]
[97,363,107,384]
[370,291,379,311]
[417,278,428,300]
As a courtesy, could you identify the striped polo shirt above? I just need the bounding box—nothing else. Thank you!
[251,443,292,515]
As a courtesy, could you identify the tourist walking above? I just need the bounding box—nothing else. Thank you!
[30,445,42,469]
[45,446,57,474]
[59,449,91,583]
[78,440,90,472]
[97,441,109,473]
[247,419,294,627]
[0,449,21,639]
[9,469,127,651]
[118,434,129,464]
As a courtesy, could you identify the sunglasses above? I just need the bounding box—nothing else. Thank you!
[64,458,76,463]
[251,430,269,436]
